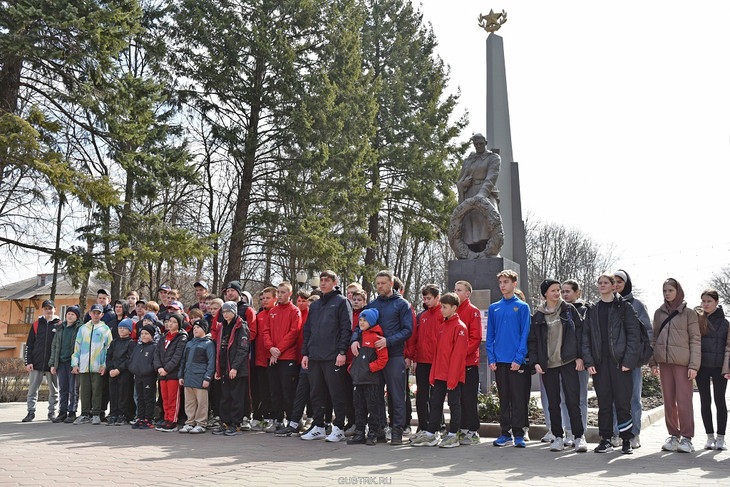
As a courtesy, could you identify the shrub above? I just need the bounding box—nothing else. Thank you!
[641,365,662,398]
[0,358,28,402]
[478,381,539,423]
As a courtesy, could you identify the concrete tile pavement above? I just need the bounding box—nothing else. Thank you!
[0,390,727,487]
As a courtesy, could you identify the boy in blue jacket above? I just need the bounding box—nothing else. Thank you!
[179,319,216,434]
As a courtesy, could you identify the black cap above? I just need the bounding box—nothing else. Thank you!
[135,299,147,306]
[97,288,111,297]
[194,280,209,290]
[42,299,56,309]
[540,279,561,298]
[90,304,104,313]
[192,319,209,334]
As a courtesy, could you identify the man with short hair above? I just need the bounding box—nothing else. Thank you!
[23,300,61,422]
[125,291,139,318]
[301,271,352,443]
[263,282,302,432]
[352,270,414,445]
[409,284,441,432]
[454,280,482,445]
[486,270,531,448]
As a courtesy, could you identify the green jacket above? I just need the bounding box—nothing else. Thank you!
[49,319,83,369]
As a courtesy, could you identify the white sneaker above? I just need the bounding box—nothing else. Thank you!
[705,435,716,450]
[190,425,206,434]
[541,431,555,443]
[179,424,193,433]
[662,435,680,451]
[240,417,252,431]
[677,437,694,453]
[610,435,620,447]
[549,437,564,451]
[564,434,575,447]
[325,426,345,442]
[631,434,641,449]
[250,419,264,431]
[301,426,326,440]
[91,415,101,425]
[574,436,588,452]
[715,435,726,450]
[384,426,392,441]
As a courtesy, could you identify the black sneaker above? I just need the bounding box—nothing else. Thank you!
[594,439,614,453]
[64,412,77,424]
[212,424,228,435]
[106,416,117,426]
[224,425,242,436]
[48,412,57,422]
[347,431,366,445]
[275,425,299,437]
[54,412,67,423]
[390,427,403,445]
[622,439,633,455]
[366,433,377,446]
[22,412,35,422]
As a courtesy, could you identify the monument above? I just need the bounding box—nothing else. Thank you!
[447,9,530,392]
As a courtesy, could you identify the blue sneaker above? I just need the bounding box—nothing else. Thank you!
[514,436,526,448]
[493,435,513,447]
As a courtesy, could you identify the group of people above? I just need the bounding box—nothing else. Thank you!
[21,268,730,454]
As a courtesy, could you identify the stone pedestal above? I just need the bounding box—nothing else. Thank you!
[448,257,520,394]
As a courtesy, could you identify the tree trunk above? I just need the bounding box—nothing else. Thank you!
[50,193,65,301]
[0,55,22,114]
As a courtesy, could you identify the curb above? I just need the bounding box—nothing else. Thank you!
[474,404,665,442]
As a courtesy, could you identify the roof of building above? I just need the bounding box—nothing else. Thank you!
[0,274,110,301]
[0,346,16,351]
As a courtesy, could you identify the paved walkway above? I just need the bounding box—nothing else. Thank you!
[0,391,727,486]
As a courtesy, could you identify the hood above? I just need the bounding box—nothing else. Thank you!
[616,269,633,297]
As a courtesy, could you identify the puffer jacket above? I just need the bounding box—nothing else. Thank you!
[582,293,641,370]
[697,305,729,369]
[153,331,188,380]
[650,302,700,370]
[71,321,112,373]
[179,336,216,389]
[129,341,156,378]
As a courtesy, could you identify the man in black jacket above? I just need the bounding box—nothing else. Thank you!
[23,299,61,422]
[300,271,353,443]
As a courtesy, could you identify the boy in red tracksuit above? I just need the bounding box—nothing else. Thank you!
[251,288,274,430]
[408,284,442,432]
[347,308,388,446]
[410,293,467,448]
[454,280,483,445]
[262,282,302,432]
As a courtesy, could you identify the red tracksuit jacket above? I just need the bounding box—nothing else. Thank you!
[429,314,468,389]
[409,304,442,365]
[262,301,301,361]
[457,298,482,367]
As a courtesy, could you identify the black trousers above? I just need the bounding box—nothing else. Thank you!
[109,371,133,419]
[209,378,221,417]
[344,370,355,425]
[415,363,432,431]
[220,374,249,426]
[135,375,156,421]
[428,380,462,434]
[495,363,530,437]
[696,366,728,436]
[101,373,110,416]
[543,363,584,438]
[267,359,299,422]
[251,365,272,420]
[309,359,347,428]
[593,360,633,440]
[354,382,383,434]
[460,365,480,431]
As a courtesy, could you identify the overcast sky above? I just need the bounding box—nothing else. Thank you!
[418,0,730,312]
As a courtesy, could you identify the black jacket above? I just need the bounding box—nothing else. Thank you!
[700,305,729,369]
[301,289,352,361]
[217,316,250,377]
[582,293,641,369]
[106,336,136,373]
[528,301,583,371]
[129,341,156,378]
[25,316,60,371]
[153,331,188,380]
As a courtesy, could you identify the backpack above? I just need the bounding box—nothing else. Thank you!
[624,301,653,366]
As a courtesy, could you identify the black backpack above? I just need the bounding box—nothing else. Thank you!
[623,300,653,366]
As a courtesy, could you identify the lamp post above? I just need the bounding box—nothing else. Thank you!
[296,270,308,291]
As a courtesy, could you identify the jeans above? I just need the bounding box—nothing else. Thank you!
[56,362,77,413]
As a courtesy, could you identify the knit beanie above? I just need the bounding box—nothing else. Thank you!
[359,308,379,327]
[141,324,156,338]
[540,279,561,298]
[192,319,209,334]
[118,318,134,333]
[66,305,81,321]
